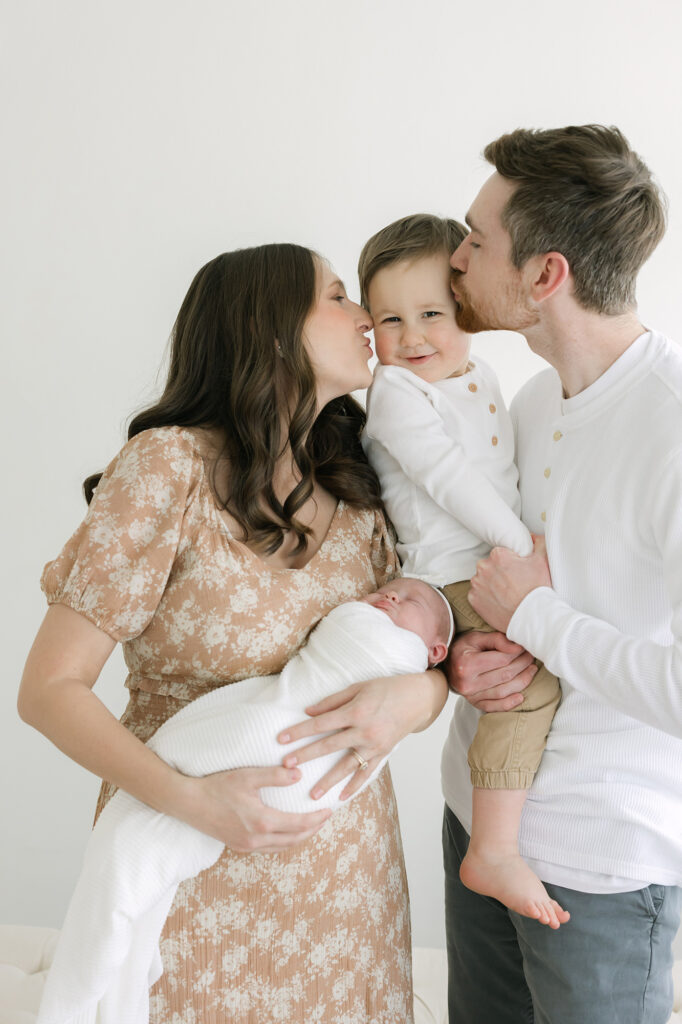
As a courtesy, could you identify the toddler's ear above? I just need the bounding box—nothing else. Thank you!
[428,641,448,668]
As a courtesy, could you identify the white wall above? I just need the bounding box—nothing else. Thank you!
[3,0,682,951]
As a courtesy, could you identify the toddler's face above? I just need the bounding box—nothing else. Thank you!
[368,254,471,384]
[361,578,448,662]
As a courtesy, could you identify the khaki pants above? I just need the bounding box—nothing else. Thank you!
[442,580,561,790]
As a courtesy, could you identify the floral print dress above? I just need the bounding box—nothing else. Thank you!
[41,426,413,1024]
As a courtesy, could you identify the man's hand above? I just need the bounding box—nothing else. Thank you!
[445,630,537,712]
[468,536,552,632]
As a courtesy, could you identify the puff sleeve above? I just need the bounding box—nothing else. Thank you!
[369,509,401,588]
[40,428,198,642]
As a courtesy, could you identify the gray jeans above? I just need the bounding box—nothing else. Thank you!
[443,804,681,1024]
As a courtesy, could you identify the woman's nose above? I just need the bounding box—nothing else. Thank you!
[354,301,373,332]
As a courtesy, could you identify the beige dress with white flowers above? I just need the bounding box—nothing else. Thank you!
[41,425,413,1024]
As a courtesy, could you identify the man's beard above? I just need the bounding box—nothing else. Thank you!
[454,294,494,333]
[453,279,540,334]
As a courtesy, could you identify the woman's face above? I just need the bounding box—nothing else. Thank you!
[303,260,374,407]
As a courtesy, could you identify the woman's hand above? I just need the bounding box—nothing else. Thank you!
[276,671,448,802]
[445,630,537,712]
[184,767,332,853]
[20,605,330,855]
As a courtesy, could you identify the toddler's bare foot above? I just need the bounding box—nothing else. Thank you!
[460,847,570,929]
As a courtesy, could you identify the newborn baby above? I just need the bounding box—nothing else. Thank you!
[38,578,453,1024]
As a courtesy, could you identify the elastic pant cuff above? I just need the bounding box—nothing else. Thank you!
[470,769,535,790]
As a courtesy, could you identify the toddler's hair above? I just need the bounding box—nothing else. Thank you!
[358,213,467,309]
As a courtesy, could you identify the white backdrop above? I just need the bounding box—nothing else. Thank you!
[3,0,682,951]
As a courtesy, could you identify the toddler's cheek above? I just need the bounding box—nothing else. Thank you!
[374,333,396,364]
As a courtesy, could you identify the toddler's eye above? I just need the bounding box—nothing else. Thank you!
[381,316,400,324]
[334,294,346,303]
[423,311,440,319]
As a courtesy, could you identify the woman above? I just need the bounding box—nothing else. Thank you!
[19,245,449,1023]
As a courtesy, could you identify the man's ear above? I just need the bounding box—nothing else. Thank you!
[528,252,570,304]
[428,641,448,667]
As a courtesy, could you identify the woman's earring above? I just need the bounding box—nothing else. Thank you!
[275,342,284,358]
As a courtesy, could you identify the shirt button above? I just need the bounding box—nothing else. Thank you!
[541,511,547,522]
[468,382,478,392]
[491,436,498,446]
[544,467,551,478]
[553,430,563,441]
[489,403,496,413]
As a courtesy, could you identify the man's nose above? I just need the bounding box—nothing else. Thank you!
[450,243,467,273]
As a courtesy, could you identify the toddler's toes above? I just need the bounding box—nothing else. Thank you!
[524,900,543,920]
[550,899,571,924]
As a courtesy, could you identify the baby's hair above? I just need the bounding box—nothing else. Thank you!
[358,213,468,310]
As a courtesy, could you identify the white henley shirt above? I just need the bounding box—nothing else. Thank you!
[442,330,682,892]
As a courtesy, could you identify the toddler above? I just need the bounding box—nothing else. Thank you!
[359,214,569,929]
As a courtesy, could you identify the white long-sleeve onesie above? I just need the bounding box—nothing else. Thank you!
[362,361,532,586]
[37,601,427,1024]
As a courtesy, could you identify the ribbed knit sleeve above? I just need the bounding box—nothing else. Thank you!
[508,443,682,738]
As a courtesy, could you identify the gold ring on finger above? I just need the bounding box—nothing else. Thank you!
[350,747,368,771]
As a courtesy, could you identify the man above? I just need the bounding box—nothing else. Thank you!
[442,125,682,1024]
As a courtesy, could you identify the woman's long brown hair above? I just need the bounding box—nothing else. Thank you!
[83,244,382,554]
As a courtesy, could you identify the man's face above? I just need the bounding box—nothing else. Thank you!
[450,172,539,334]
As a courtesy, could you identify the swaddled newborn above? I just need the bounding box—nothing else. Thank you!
[38,578,453,1024]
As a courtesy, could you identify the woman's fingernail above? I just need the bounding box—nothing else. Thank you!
[283,755,298,767]
[279,733,290,743]
[311,788,323,800]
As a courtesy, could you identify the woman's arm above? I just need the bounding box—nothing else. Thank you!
[276,668,449,800]
[18,604,331,851]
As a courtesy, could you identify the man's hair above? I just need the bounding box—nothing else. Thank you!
[483,125,667,314]
[358,213,468,309]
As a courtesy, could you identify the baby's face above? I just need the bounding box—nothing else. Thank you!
[368,253,471,384]
[362,578,449,664]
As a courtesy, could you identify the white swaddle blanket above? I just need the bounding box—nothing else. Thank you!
[38,601,428,1024]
